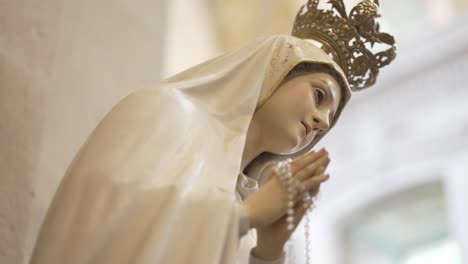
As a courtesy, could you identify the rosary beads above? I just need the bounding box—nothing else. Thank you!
[274,158,318,264]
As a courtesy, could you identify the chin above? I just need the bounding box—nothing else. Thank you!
[277,136,304,155]
[291,132,316,153]
[268,127,304,155]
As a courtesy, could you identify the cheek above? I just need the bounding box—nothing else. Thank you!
[295,86,314,113]
[266,84,314,123]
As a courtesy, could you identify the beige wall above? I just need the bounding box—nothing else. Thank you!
[162,0,220,77]
[0,1,168,263]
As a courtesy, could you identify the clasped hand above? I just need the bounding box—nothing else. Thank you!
[242,149,331,260]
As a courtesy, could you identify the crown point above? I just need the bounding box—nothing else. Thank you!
[292,0,397,90]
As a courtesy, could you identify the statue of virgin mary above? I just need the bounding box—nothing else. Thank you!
[29,1,396,263]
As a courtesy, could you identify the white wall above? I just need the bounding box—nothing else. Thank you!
[162,0,220,78]
[0,1,168,263]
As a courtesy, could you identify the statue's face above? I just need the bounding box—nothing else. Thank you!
[254,71,341,155]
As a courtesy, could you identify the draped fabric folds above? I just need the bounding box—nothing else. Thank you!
[30,35,351,264]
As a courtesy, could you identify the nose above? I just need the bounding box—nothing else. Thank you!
[312,111,330,133]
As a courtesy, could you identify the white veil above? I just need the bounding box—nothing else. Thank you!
[30,35,351,264]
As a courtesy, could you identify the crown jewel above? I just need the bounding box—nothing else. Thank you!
[292,0,397,90]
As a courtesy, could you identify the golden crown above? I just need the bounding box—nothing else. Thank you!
[292,0,397,91]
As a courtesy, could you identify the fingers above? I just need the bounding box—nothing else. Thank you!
[271,149,329,184]
[290,166,327,205]
[303,173,329,190]
[305,165,325,196]
[294,156,330,181]
[309,185,320,197]
[291,149,328,175]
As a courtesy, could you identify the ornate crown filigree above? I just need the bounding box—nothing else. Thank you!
[292,0,396,91]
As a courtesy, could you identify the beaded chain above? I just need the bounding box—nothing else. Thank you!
[274,158,318,264]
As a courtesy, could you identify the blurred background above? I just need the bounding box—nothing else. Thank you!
[1,0,467,263]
